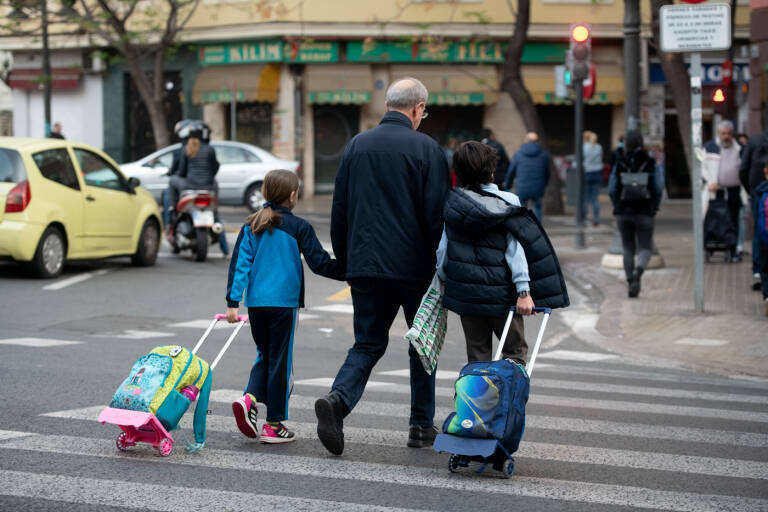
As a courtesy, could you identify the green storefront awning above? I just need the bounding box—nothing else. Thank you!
[347,40,567,64]
[390,65,500,105]
[306,65,373,104]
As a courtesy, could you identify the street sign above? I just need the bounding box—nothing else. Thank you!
[660,4,731,53]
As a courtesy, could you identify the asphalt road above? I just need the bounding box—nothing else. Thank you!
[1,204,767,511]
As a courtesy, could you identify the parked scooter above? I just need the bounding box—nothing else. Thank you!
[171,189,224,262]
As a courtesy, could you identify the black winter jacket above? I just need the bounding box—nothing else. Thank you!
[610,149,659,216]
[331,111,450,283]
[740,132,768,194]
[442,187,569,318]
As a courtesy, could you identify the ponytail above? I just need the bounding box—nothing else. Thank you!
[244,170,300,235]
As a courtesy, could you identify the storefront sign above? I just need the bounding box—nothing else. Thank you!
[429,92,486,105]
[649,62,749,84]
[347,40,566,64]
[199,40,283,65]
[201,90,245,103]
[284,41,339,63]
[308,91,371,103]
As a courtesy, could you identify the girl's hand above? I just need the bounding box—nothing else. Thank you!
[226,307,240,323]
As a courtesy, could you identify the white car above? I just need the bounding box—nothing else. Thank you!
[120,141,300,211]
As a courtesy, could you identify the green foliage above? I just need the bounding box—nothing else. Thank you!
[463,10,491,24]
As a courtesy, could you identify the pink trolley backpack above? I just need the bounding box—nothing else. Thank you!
[97,314,247,456]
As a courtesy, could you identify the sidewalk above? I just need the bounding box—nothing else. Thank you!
[547,196,768,379]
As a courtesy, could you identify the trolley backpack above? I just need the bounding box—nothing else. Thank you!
[704,190,737,251]
[99,314,248,456]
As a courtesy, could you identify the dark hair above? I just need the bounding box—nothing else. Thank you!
[453,141,497,190]
[625,130,645,153]
[245,170,299,234]
[480,128,492,140]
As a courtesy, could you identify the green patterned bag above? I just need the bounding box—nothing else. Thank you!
[405,274,447,375]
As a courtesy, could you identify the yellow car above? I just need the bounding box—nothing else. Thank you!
[0,137,163,278]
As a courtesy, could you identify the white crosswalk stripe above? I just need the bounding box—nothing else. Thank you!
[8,359,768,511]
[3,433,768,512]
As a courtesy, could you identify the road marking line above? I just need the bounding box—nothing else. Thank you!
[313,304,355,314]
[299,314,321,321]
[0,470,416,512]
[537,349,619,362]
[92,330,175,340]
[169,319,238,329]
[43,404,768,449]
[377,366,549,381]
[0,430,37,441]
[214,389,768,425]
[296,377,395,389]
[3,434,767,511]
[674,337,729,346]
[327,286,351,301]
[42,269,110,291]
[0,337,82,347]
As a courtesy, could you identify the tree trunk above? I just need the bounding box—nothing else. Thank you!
[501,0,564,214]
[123,48,171,150]
[651,0,692,173]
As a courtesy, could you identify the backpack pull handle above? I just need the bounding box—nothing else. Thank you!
[496,307,552,378]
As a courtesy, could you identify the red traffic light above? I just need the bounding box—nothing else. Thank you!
[713,88,726,103]
[571,25,590,43]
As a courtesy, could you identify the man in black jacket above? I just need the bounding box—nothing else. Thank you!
[315,77,450,456]
[739,130,768,290]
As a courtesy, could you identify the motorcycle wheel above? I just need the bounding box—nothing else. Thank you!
[194,227,208,262]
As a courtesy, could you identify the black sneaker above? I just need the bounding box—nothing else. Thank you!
[315,394,345,456]
[407,425,438,448]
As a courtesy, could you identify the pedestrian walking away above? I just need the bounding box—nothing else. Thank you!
[504,132,550,220]
[48,121,65,139]
[437,141,568,366]
[316,77,450,456]
[739,128,768,291]
[753,164,768,315]
[480,128,510,190]
[225,170,345,444]
[582,131,604,226]
[608,130,664,298]
[702,120,743,261]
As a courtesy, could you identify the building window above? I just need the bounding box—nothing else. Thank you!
[227,102,273,151]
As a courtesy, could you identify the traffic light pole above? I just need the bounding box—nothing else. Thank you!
[574,79,585,249]
[690,52,704,313]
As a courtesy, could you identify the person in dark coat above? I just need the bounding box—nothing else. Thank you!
[480,128,510,190]
[608,130,665,298]
[504,132,550,220]
[436,141,568,366]
[315,77,450,456]
[739,129,768,291]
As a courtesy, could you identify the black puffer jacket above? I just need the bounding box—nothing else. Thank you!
[442,188,569,318]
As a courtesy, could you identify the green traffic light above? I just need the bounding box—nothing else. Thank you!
[565,70,571,86]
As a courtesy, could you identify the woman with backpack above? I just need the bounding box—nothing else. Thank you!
[608,130,665,298]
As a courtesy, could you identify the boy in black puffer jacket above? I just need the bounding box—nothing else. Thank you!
[436,141,569,364]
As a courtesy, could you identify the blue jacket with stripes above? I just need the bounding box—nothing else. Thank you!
[226,207,344,308]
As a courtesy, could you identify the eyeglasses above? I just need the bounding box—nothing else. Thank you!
[418,103,429,120]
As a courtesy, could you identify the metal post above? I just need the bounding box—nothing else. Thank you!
[574,79,586,249]
[41,0,51,137]
[229,82,237,141]
[623,0,640,131]
[690,53,704,313]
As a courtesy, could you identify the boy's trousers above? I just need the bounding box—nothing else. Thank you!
[245,307,297,422]
[460,314,527,363]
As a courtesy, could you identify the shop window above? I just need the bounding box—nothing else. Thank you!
[32,148,80,190]
[418,106,484,148]
[228,102,272,151]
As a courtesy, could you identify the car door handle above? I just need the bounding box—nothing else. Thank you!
[86,195,95,202]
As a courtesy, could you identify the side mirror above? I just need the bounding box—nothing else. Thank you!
[127,176,140,194]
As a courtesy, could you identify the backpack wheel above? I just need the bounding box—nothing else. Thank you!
[502,458,514,478]
[448,454,460,473]
[157,438,173,457]
[116,432,131,452]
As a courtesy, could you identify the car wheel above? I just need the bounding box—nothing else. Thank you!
[131,218,160,267]
[28,226,66,278]
[245,182,264,212]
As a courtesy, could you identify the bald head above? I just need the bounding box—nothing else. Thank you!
[386,78,428,110]
[525,132,538,143]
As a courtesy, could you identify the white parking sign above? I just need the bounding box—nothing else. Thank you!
[660,4,731,53]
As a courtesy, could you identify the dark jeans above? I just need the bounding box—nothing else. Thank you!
[520,195,543,221]
[616,214,655,281]
[583,171,602,223]
[330,278,435,428]
[245,307,297,422]
[460,314,527,363]
[753,194,764,275]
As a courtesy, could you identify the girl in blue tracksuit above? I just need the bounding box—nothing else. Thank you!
[225,170,344,443]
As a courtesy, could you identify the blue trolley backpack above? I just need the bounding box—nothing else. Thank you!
[434,307,552,478]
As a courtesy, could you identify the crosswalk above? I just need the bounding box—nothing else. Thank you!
[2,358,767,511]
